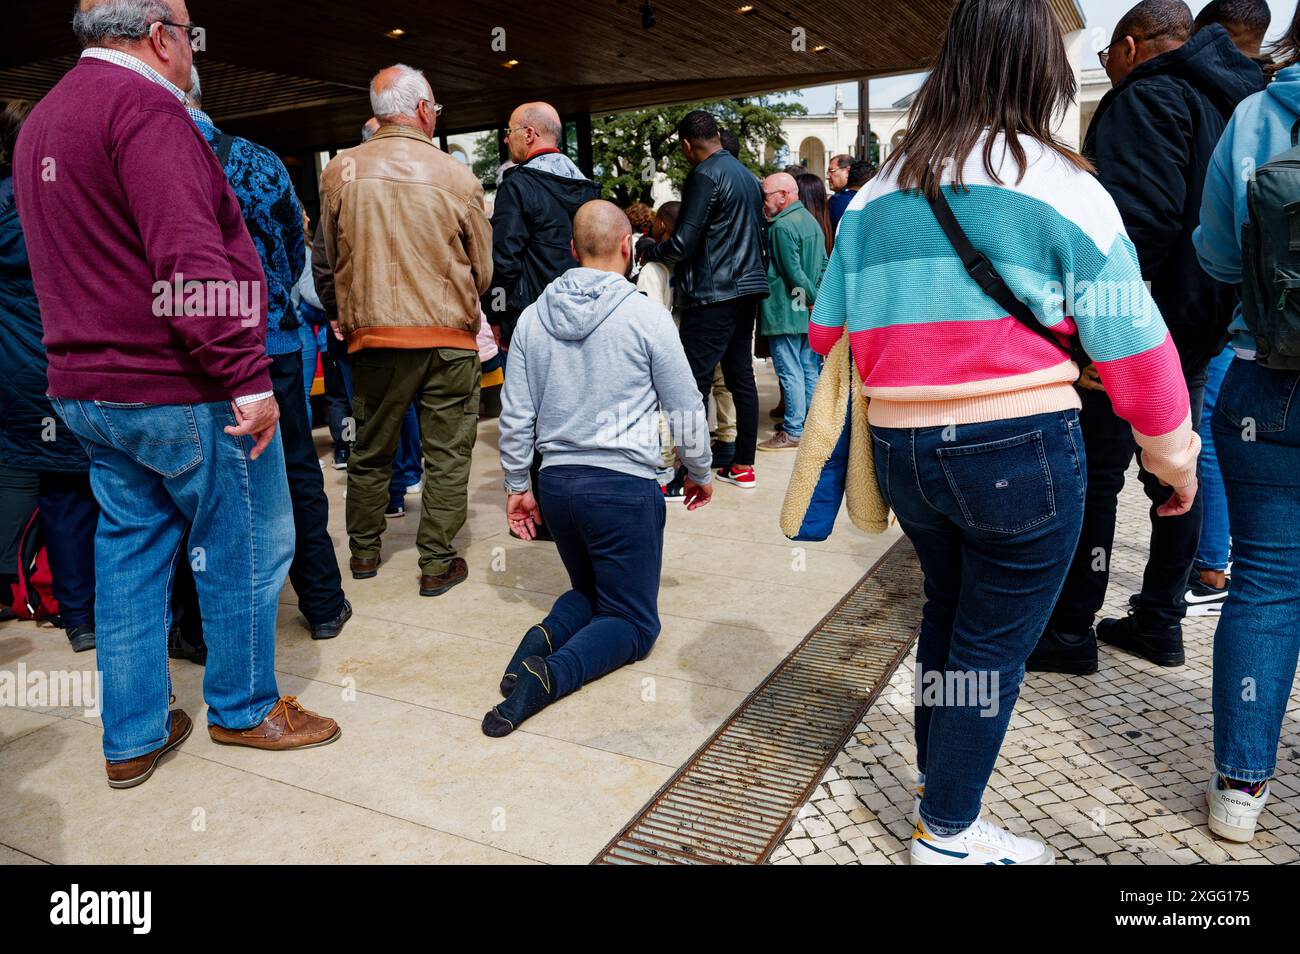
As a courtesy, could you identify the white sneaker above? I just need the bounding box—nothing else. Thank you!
[911,817,1054,865]
[1206,774,1269,843]
[912,775,925,823]
[406,480,424,496]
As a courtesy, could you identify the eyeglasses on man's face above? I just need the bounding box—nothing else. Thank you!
[420,99,444,116]
[156,20,204,51]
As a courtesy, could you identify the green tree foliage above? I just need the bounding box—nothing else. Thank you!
[592,97,805,206]
[472,132,502,191]
[470,96,806,205]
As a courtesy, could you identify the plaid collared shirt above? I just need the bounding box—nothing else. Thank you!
[80,47,187,103]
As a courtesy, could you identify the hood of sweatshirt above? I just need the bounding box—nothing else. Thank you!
[535,267,639,342]
[1121,23,1264,119]
[512,151,596,218]
[1266,63,1300,120]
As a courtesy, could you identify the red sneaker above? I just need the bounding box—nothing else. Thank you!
[717,465,757,489]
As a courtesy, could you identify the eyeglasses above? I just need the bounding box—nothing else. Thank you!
[156,20,204,50]
[1098,33,1166,67]
[420,99,444,116]
[503,125,532,136]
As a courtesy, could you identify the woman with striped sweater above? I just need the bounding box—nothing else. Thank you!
[811,0,1199,864]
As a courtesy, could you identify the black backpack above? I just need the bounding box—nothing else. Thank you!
[1241,119,1300,370]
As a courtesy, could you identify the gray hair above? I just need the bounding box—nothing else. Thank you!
[187,65,201,108]
[369,64,431,121]
[72,0,174,47]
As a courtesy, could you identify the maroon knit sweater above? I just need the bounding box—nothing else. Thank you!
[14,57,270,404]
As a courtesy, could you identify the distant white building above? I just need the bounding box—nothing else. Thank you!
[778,30,1104,173]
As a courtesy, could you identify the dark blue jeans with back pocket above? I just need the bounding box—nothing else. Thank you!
[872,410,1086,832]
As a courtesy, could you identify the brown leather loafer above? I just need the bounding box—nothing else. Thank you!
[106,709,193,789]
[349,555,381,580]
[208,696,341,750]
[419,557,468,597]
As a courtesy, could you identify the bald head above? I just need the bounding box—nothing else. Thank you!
[762,172,798,219]
[572,200,633,272]
[505,101,563,163]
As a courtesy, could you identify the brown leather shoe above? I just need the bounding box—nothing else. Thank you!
[349,554,381,580]
[208,696,341,750]
[106,709,193,789]
[420,557,468,597]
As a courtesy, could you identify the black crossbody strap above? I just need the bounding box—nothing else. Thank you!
[215,132,236,168]
[926,189,1085,366]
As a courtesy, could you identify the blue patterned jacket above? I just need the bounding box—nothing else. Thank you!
[189,108,303,356]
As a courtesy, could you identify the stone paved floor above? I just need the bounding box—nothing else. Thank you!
[0,364,900,865]
[771,471,1300,865]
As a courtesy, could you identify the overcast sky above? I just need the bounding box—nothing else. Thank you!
[793,0,1299,113]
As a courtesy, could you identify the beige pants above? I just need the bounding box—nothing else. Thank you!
[712,364,736,443]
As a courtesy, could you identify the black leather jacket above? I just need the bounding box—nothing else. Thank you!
[645,150,769,309]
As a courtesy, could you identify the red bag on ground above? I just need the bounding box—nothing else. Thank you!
[3,509,60,623]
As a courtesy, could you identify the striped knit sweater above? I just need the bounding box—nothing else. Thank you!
[810,133,1200,488]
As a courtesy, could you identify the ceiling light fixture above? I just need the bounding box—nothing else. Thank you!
[385,28,406,39]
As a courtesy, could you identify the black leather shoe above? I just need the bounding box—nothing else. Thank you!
[310,599,352,641]
[66,624,96,654]
[1098,614,1185,667]
[1026,626,1098,675]
[168,624,206,665]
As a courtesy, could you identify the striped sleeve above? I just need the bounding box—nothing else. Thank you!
[809,241,847,355]
[1060,189,1200,487]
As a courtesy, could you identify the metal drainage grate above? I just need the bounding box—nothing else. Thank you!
[593,538,924,865]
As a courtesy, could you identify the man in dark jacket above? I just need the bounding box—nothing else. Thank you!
[0,98,96,652]
[487,101,598,349]
[643,110,769,489]
[1030,0,1265,675]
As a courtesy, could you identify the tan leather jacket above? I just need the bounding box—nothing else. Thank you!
[320,124,493,353]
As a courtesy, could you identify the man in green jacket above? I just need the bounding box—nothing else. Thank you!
[758,172,828,451]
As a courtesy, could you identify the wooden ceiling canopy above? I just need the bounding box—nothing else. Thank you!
[1,1,1086,152]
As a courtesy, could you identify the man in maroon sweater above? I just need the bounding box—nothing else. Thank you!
[14,0,339,789]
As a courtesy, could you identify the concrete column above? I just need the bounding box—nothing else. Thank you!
[1057,29,1085,151]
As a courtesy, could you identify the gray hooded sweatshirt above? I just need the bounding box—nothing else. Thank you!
[499,268,712,491]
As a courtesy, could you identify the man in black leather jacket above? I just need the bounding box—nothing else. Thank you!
[643,110,768,488]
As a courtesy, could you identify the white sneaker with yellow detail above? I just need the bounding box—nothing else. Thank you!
[910,817,1054,865]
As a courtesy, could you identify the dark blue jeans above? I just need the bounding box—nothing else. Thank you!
[1211,359,1300,781]
[537,465,666,699]
[872,411,1086,832]
[37,471,98,630]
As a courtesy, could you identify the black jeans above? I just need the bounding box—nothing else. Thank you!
[679,295,762,466]
[271,351,347,624]
[0,463,38,583]
[1050,375,1206,633]
[322,326,353,454]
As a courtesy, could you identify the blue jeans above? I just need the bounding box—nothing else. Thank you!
[51,398,293,761]
[1196,346,1235,573]
[295,324,317,425]
[537,466,665,699]
[872,411,1086,832]
[388,403,423,504]
[1211,359,1300,782]
[768,333,820,439]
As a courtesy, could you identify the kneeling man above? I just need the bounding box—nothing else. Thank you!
[488,200,713,736]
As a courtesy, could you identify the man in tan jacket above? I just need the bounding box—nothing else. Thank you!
[320,63,492,597]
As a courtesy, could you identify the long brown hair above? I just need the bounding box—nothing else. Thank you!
[1270,0,1300,68]
[0,100,35,179]
[886,0,1092,199]
[796,172,834,254]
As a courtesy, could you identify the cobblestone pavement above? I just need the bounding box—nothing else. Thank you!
[772,471,1300,865]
